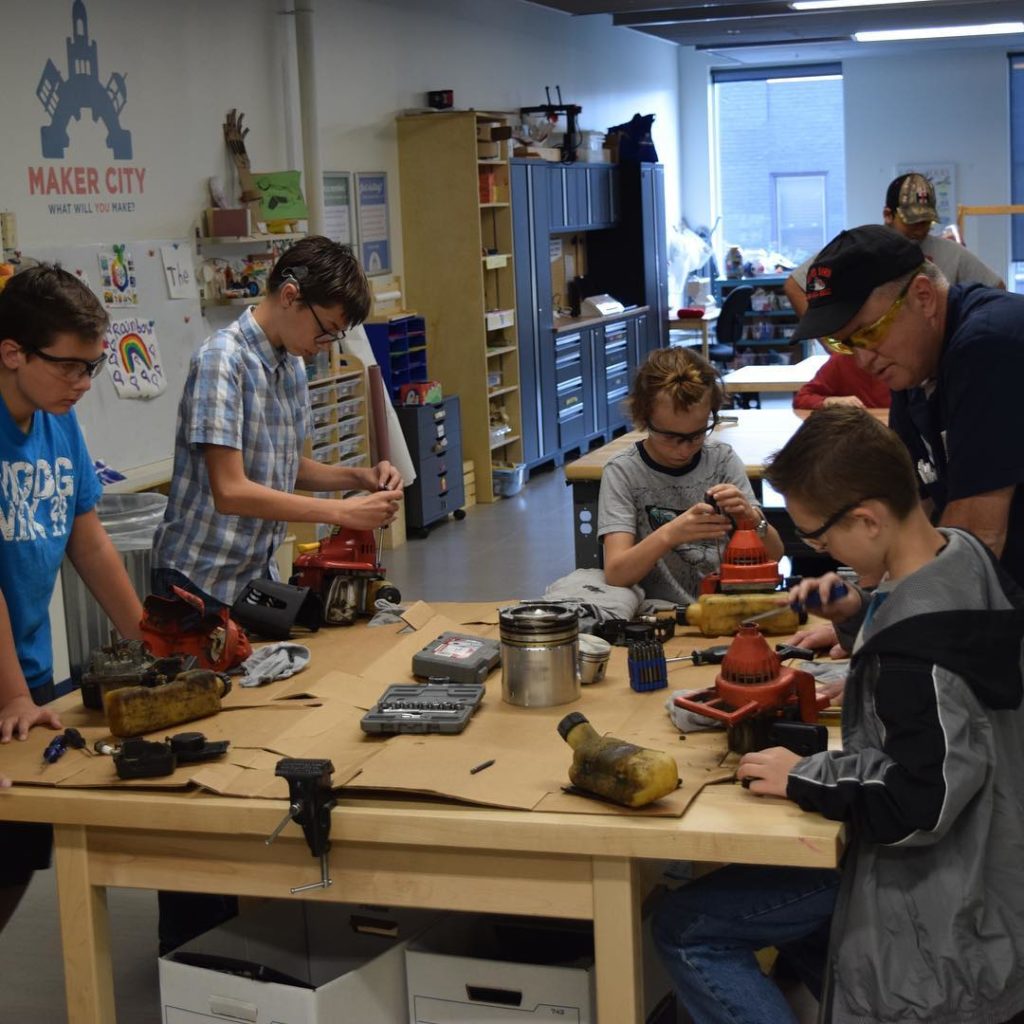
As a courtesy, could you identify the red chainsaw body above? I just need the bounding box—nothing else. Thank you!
[140,586,252,672]
[290,528,398,626]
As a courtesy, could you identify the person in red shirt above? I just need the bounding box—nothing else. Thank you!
[793,353,891,410]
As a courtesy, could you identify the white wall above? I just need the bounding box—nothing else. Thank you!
[0,0,288,244]
[0,0,680,281]
[310,0,681,275]
[677,43,1014,278]
[843,48,1010,275]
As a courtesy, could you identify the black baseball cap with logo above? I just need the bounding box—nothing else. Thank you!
[792,224,923,342]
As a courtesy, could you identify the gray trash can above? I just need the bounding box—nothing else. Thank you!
[61,492,167,682]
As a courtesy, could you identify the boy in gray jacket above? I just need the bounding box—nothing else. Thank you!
[653,407,1024,1024]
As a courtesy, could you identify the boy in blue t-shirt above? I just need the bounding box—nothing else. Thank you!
[0,265,143,932]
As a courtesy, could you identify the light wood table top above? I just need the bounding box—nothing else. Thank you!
[723,354,828,393]
[1,606,844,1024]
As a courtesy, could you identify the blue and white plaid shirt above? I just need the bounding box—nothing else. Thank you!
[153,307,312,604]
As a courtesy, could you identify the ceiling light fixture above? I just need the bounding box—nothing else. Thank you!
[766,74,843,84]
[854,21,1024,42]
[792,0,931,10]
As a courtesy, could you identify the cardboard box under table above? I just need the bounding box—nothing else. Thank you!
[406,912,678,1024]
[160,900,438,1024]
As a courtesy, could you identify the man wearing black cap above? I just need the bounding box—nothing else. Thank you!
[791,223,1024,587]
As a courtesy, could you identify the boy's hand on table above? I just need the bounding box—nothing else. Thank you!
[334,490,403,530]
[737,747,803,798]
[0,695,62,743]
[790,623,847,659]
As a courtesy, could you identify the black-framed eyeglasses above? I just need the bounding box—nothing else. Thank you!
[646,414,718,445]
[794,497,877,549]
[307,303,348,346]
[27,347,105,381]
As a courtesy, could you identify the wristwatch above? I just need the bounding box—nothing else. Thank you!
[753,508,769,539]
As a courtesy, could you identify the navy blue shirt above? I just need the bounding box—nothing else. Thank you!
[890,283,1024,586]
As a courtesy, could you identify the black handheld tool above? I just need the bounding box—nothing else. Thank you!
[680,644,731,667]
[266,758,336,894]
[775,643,817,661]
[43,727,93,764]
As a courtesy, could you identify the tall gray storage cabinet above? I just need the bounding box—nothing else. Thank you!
[396,397,466,535]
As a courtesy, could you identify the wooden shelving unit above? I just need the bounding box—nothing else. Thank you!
[397,110,524,502]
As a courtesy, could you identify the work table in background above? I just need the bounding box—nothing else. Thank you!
[0,602,843,1024]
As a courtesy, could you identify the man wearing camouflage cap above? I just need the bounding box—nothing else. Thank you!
[791,223,1024,587]
[785,173,1003,317]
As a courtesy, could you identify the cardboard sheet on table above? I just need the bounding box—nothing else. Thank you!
[344,651,730,815]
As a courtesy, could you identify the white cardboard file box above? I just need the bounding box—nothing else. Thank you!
[160,901,438,1024]
[406,913,679,1024]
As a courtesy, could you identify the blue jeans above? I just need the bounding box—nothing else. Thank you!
[652,864,840,1024]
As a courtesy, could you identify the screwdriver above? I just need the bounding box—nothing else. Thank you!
[42,728,93,764]
[673,644,731,667]
[742,582,850,626]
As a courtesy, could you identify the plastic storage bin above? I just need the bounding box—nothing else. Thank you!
[492,462,526,498]
[61,492,167,681]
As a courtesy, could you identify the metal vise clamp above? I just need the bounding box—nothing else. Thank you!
[266,758,336,894]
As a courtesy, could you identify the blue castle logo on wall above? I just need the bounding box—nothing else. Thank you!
[36,0,132,160]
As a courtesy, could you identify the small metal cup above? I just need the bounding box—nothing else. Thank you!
[577,633,611,684]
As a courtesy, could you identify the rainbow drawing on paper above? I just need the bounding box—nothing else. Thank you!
[118,332,152,373]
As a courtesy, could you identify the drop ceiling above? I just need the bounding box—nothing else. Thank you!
[526,0,1024,64]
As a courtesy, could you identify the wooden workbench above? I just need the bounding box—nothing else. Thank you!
[564,407,888,568]
[723,354,828,394]
[0,608,844,1024]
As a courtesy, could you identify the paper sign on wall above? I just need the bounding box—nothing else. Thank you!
[97,243,138,306]
[160,243,198,299]
[103,316,165,399]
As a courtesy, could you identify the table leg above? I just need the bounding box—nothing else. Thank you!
[593,856,643,1023]
[54,824,115,1024]
[571,478,602,569]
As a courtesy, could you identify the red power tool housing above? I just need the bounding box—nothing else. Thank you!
[291,528,401,626]
[140,586,252,672]
[700,514,782,595]
[673,624,828,753]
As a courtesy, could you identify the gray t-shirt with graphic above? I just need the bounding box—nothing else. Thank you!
[597,439,758,605]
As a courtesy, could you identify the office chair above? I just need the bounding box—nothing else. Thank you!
[708,285,753,364]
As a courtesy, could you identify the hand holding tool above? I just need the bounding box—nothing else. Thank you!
[741,582,850,628]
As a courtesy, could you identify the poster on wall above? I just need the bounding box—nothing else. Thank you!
[159,243,198,299]
[104,316,166,399]
[355,171,391,275]
[895,162,956,229]
[97,243,138,306]
[323,171,356,247]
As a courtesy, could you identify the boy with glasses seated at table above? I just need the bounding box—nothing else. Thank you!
[653,406,1024,1024]
[152,235,403,611]
[598,346,783,605]
[0,264,144,932]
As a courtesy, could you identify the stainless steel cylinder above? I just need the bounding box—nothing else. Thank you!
[499,602,580,707]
